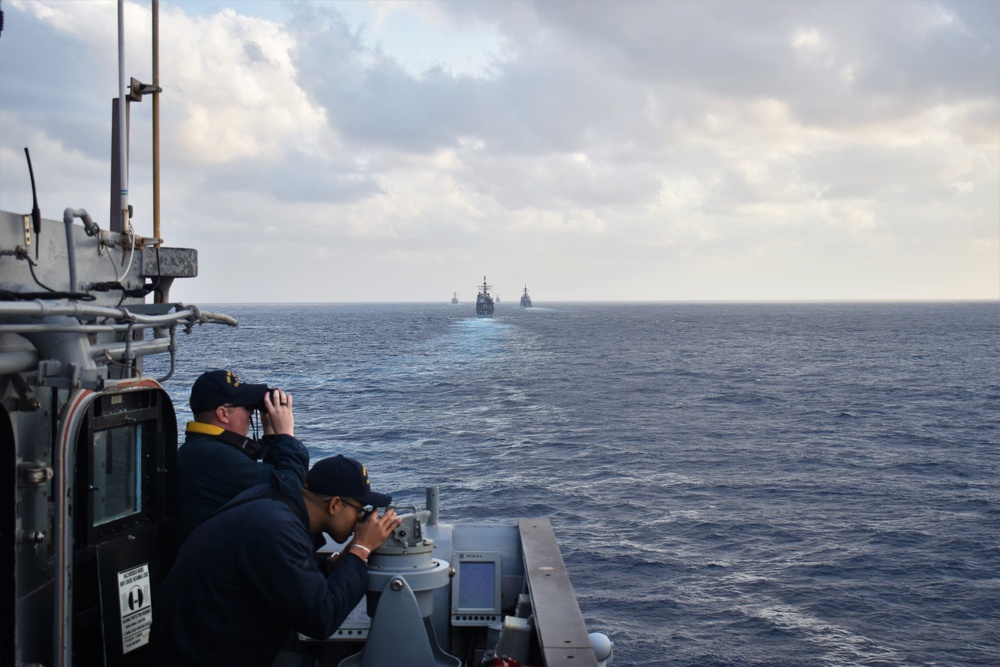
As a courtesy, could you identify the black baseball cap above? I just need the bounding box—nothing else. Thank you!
[190,370,269,414]
[304,455,392,507]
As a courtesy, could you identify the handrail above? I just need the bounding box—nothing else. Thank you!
[0,302,236,383]
[0,301,237,327]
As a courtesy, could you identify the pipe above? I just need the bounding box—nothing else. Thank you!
[63,208,99,236]
[62,207,100,293]
[7,316,98,375]
[0,301,238,327]
[55,389,94,667]
[0,332,182,380]
[3,324,141,335]
[155,325,178,383]
[24,318,100,666]
[0,349,39,375]
[426,486,440,526]
[96,337,170,360]
[117,0,128,236]
[62,213,77,293]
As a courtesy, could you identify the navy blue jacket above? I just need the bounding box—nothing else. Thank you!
[176,423,309,543]
[154,474,368,667]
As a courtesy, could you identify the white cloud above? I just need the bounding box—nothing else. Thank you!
[158,7,327,164]
[1,0,997,303]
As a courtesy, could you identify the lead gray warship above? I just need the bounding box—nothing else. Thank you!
[476,277,495,318]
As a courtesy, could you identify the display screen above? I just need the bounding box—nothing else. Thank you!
[458,561,496,610]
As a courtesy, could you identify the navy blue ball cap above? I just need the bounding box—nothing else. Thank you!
[190,369,269,414]
[304,455,392,508]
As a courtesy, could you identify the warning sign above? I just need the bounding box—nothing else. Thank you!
[118,563,152,653]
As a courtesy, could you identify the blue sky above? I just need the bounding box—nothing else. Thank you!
[1,0,997,302]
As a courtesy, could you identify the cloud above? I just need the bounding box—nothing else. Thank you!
[1,0,996,302]
[155,6,328,164]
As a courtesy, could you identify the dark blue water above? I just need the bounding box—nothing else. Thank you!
[148,302,1000,667]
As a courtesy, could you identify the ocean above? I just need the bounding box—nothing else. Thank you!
[148,301,1000,667]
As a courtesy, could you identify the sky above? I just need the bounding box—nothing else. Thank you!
[1,0,997,303]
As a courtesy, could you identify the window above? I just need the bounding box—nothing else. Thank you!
[92,424,142,525]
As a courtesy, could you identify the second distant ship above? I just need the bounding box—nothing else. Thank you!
[520,285,532,308]
[476,276,495,318]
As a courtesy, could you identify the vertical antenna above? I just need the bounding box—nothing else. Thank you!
[152,0,161,252]
[117,0,128,233]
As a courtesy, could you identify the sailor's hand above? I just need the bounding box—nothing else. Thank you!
[262,389,294,436]
[352,508,401,555]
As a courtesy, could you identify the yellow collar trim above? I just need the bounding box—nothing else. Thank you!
[185,421,225,436]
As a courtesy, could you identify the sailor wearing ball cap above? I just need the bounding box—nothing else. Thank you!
[177,369,308,543]
[153,455,400,667]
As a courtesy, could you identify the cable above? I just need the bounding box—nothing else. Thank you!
[117,221,137,285]
[24,147,42,260]
[0,288,95,301]
[26,257,57,293]
[1,248,95,301]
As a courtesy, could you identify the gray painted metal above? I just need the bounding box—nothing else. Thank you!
[518,519,599,667]
[139,247,198,278]
[340,577,460,667]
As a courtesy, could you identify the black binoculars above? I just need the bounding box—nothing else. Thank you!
[255,388,279,413]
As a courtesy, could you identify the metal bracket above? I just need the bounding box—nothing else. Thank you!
[10,373,41,412]
[34,360,106,390]
[18,460,54,486]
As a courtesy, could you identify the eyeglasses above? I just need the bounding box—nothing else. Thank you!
[340,498,372,521]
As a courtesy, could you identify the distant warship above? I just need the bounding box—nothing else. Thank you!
[476,277,495,317]
[520,285,533,308]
